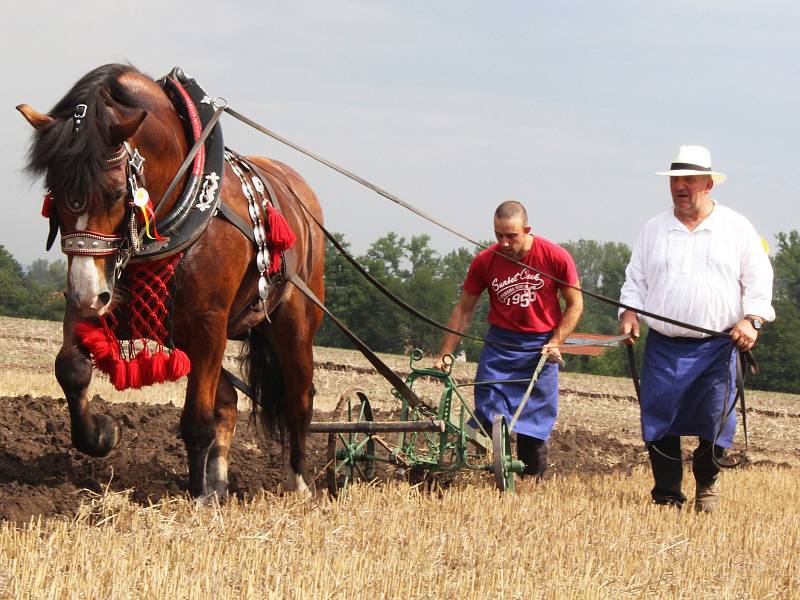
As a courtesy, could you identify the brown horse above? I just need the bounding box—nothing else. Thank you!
[17,64,325,500]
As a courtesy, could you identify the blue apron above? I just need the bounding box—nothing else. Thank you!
[471,326,559,441]
[640,329,738,448]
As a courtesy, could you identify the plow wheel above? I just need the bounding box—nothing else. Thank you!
[326,390,376,497]
[492,414,516,492]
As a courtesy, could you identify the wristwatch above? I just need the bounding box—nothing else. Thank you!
[747,317,763,331]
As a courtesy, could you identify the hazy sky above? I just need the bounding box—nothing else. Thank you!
[3,1,798,267]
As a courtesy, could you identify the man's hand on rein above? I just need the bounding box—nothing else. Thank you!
[619,310,640,345]
[730,319,759,352]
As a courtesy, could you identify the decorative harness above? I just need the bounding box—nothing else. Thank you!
[44,68,293,390]
[49,68,225,267]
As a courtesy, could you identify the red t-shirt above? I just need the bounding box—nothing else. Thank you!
[463,236,579,333]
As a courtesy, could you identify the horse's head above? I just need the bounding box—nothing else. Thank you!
[19,65,183,318]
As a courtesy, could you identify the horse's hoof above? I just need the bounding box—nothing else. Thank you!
[73,414,121,457]
[281,470,311,497]
[195,490,226,508]
[94,413,122,455]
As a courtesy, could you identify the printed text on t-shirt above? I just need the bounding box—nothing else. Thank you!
[491,270,545,307]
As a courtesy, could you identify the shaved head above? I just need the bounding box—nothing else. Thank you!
[494,200,528,225]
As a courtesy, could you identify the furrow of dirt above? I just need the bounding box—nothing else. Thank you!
[0,394,645,523]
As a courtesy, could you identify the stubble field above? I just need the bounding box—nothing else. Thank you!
[0,315,798,599]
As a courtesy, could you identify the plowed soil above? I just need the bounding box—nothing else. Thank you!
[0,394,641,523]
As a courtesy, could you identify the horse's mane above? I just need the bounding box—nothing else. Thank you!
[25,63,150,202]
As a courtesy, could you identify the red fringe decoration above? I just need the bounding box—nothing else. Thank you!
[74,321,118,363]
[110,360,128,391]
[166,348,191,381]
[126,355,143,390]
[267,204,296,274]
[41,192,54,219]
[149,350,168,384]
[71,207,296,392]
[134,347,153,387]
[72,254,190,391]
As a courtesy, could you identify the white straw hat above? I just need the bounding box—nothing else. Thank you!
[655,145,726,184]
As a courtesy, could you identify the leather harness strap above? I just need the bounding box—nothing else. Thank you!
[216,200,254,244]
[222,106,730,340]
[216,152,296,330]
[288,272,429,412]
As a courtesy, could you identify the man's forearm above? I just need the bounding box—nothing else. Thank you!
[438,310,471,355]
[551,307,581,345]
[550,289,583,345]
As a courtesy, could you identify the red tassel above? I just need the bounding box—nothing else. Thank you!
[110,359,128,391]
[96,355,118,375]
[134,347,153,386]
[267,204,296,274]
[41,192,54,219]
[149,350,168,384]
[74,320,119,362]
[165,348,191,381]
[126,356,143,389]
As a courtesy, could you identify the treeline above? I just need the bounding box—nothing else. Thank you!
[318,231,800,393]
[2,231,799,393]
[0,245,65,321]
[317,234,641,375]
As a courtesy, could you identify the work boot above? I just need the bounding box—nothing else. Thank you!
[647,436,686,507]
[693,438,724,513]
[695,481,720,513]
[517,434,549,480]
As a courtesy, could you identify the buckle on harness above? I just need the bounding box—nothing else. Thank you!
[125,142,146,176]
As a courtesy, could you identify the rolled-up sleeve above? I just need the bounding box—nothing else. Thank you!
[740,225,776,321]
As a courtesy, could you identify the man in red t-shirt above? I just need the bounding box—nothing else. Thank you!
[435,201,583,478]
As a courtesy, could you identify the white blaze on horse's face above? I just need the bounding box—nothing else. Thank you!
[66,214,113,317]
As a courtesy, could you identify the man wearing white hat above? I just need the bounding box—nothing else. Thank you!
[618,145,775,512]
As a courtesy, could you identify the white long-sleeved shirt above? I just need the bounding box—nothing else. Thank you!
[619,201,775,338]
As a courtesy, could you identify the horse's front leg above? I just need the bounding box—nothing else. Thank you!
[56,315,121,457]
[179,316,229,500]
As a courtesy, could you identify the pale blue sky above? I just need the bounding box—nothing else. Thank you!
[3,1,798,266]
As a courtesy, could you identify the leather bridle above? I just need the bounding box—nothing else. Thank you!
[58,140,146,269]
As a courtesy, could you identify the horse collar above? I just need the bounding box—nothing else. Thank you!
[122,67,224,263]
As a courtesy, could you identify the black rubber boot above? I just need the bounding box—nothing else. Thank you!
[647,436,686,507]
[517,434,549,479]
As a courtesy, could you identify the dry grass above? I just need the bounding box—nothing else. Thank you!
[1,315,800,598]
[1,470,798,599]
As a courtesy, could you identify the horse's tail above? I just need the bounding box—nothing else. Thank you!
[240,326,287,441]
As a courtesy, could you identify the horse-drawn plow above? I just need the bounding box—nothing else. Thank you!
[311,340,626,495]
[312,350,523,494]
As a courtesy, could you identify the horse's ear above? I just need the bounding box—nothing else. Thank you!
[109,110,148,146]
[16,104,54,130]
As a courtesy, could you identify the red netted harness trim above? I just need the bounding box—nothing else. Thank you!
[75,253,190,390]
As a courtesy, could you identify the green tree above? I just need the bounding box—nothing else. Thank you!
[0,246,64,320]
[561,239,635,375]
[0,245,33,316]
[750,230,800,392]
[27,258,67,288]
[315,233,369,348]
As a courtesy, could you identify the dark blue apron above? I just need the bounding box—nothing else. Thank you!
[471,325,559,441]
[640,329,737,448]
